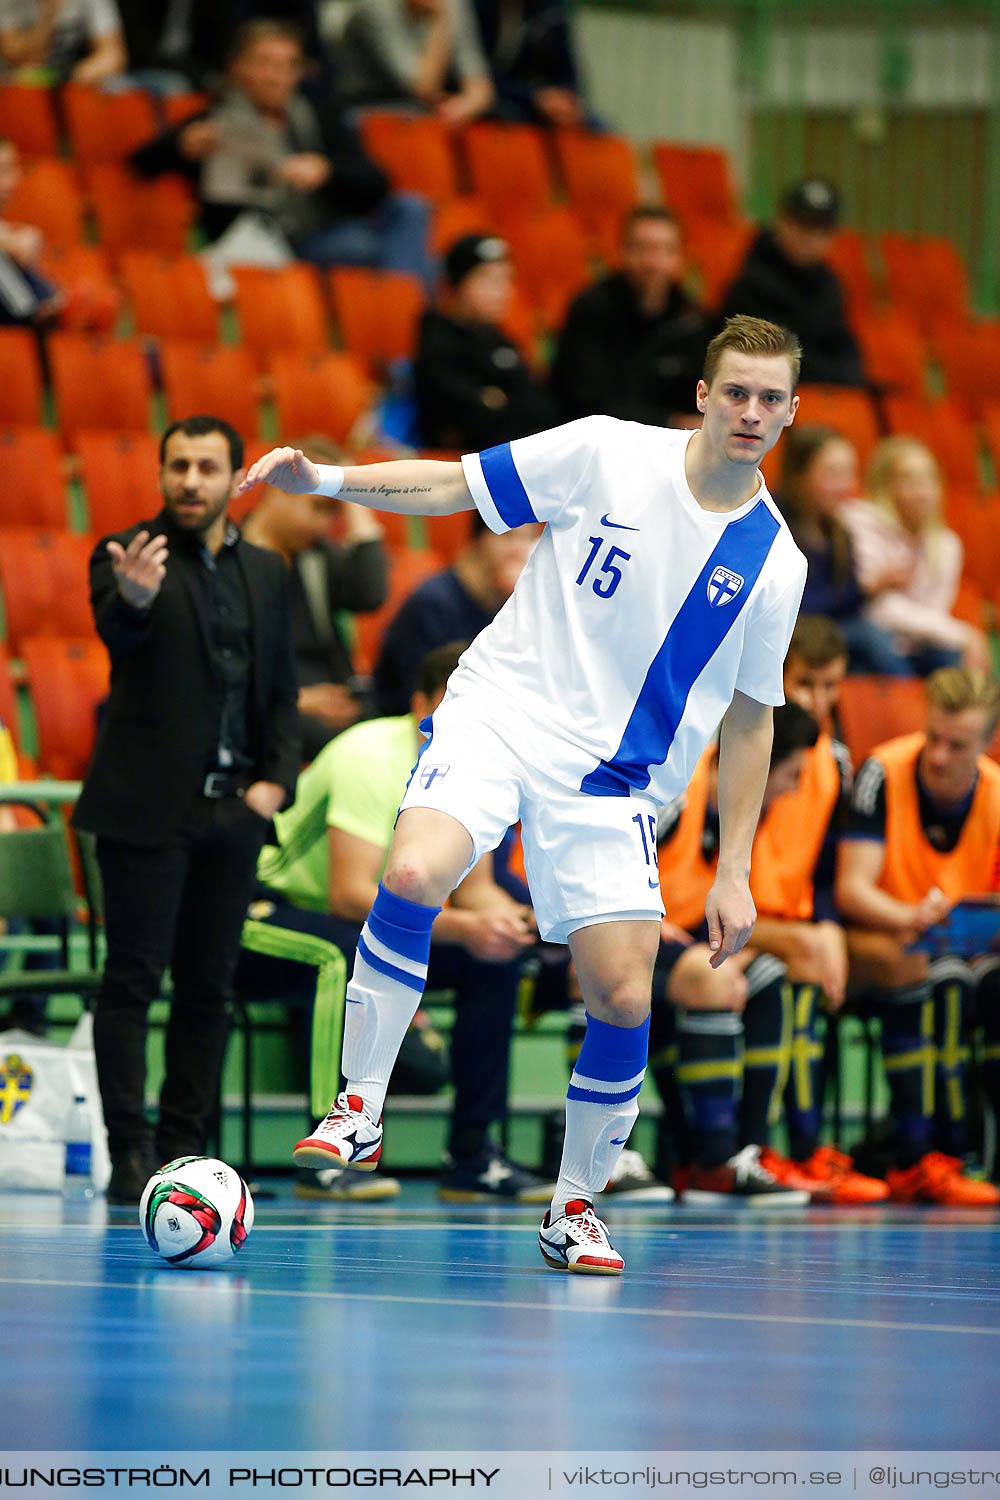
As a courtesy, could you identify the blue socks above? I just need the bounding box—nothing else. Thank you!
[552,1011,650,1216]
[342,882,440,1121]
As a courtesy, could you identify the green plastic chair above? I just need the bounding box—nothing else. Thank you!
[0,797,101,1006]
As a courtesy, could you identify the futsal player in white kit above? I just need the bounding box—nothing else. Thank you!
[240,315,808,1275]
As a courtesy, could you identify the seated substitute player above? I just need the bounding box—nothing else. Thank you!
[768,613,887,1200]
[836,667,1000,1206]
[240,314,809,1276]
[657,701,820,1204]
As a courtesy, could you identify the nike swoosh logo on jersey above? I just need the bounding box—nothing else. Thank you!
[600,513,640,531]
[648,877,659,889]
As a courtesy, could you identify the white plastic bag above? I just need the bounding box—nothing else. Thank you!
[0,1016,111,1192]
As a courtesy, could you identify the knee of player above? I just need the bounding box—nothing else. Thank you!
[383,857,438,907]
[589,979,651,1028]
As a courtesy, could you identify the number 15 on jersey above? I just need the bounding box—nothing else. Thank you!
[576,537,632,599]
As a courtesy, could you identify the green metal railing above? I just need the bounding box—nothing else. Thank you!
[577,0,1000,311]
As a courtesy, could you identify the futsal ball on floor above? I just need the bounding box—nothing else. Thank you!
[139,1156,254,1269]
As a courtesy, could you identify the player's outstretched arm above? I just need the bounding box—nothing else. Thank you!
[238,447,475,517]
[706,690,773,968]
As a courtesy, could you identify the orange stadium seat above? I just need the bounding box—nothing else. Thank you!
[86,165,196,258]
[837,676,927,769]
[328,267,425,371]
[0,330,45,424]
[462,122,554,228]
[232,264,329,363]
[22,636,109,781]
[851,309,927,397]
[368,510,411,550]
[42,244,120,333]
[431,195,496,257]
[934,324,1000,417]
[883,395,982,491]
[269,350,373,445]
[353,547,444,675]
[825,229,876,313]
[75,430,162,535]
[63,84,158,162]
[162,92,211,126]
[425,509,474,563]
[360,112,460,204]
[49,334,153,443]
[160,342,261,438]
[942,494,1000,604]
[553,129,640,262]
[652,141,741,233]
[5,158,86,250]
[0,429,68,529]
[120,252,219,342]
[0,85,60,156]
[686,220,755,310]
[0,530,94,652]
[795,385,880,469]
[880,233,971,331]
[503,208,590,331]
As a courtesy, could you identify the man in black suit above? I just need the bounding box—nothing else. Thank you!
[73,415,300,1204]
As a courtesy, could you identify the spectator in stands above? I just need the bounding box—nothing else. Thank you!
[0,135,63,328]
[130,20,432,287]
[117,0,327,92]
[0,0,126,82]
[721,178,865,388]
[552,206,710,425]
[841,437,990,677]
[374,509,539,715]
[414,232,556,450]
[472,0,587,126]
[778,424,911,675]
[656,703,827,1203]
[339,0,494,126]
[836,666,1000,1205]
[754,614,889,1201]
[71,414,300,1205]
[241,434,389,760]
[240,641,552,1203]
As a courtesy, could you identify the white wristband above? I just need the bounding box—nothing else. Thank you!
[314,464,345,497]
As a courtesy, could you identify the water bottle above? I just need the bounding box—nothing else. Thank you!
[65,1095,92,1180]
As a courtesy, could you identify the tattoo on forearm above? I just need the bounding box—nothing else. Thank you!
[343,484,434,498]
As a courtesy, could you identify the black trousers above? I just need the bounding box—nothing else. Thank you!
[235,892,522,1164]
[94,796,268,1162]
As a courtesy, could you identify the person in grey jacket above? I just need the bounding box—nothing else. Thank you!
[130,18,431,283]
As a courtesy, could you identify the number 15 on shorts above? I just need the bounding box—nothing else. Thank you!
[633,812,659,884]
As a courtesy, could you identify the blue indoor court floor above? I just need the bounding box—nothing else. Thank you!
[1,1182,998,1453]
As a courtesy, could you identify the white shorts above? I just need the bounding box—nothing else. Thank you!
[398,691,665,944]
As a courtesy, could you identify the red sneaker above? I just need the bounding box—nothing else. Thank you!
[759,1146,830,1200]
[886,1152,1000,1207]
[797,1146,890,1204]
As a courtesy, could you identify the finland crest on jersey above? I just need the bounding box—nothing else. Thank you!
[707,565,744,608]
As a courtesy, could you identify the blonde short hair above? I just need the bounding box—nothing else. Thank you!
[703,315,803,390]
[926,666,1000,738]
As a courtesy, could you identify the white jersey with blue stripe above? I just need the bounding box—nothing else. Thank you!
[456,417,807,809]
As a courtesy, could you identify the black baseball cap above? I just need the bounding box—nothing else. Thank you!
[444,233,509,288]
[780,178,841,230]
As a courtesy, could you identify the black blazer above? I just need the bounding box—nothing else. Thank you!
[73,513,301,847]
